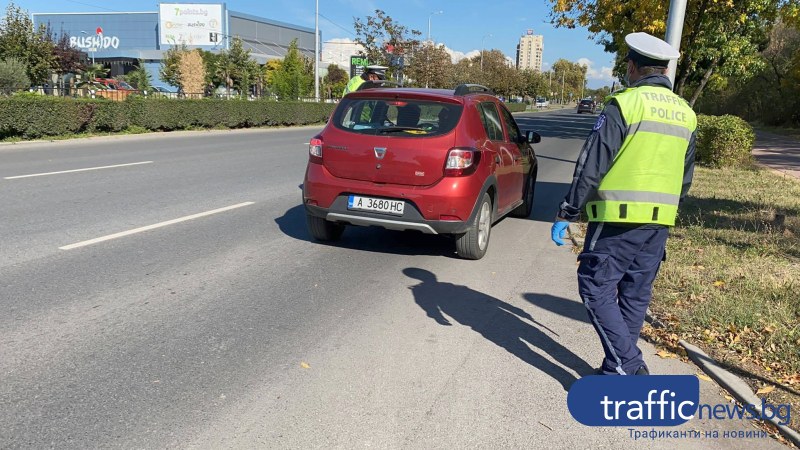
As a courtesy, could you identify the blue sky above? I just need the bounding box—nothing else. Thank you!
[5,0,618,88]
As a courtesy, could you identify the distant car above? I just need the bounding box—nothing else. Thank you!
[577,99,596,114]
[535,97,549,108]
[302,83,542,260]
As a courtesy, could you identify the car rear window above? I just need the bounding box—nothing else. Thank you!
[332,98,463,137]
[580,100,593,105]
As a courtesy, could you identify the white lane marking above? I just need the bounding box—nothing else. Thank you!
[59,202,255,250]
[5,161,153,180]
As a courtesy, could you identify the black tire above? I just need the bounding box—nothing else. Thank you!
[306,214,345,241]
[455,193,492,260]
[511,172,536,218]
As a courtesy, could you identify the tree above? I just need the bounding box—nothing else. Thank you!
[322,63,348,98]
[552,59,587,103]
[0,57,29,94]
[49,31,85,76]
[178,49,205,96]
[353,9,421,77]
[124,61,152,91]
[200,50,223,87]
[225,37,256,95]
[0,2,56,85]
[270,39,312,100]
[519,69,548,100]
[81,63,108,82]
[406,43,453,88]
[160,45,186,88]
[546,0,795,106]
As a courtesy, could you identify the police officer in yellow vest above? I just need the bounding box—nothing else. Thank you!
[551,32,697,376]
[342,65,387,96]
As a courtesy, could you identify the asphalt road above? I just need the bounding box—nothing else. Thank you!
[0,111,784,449]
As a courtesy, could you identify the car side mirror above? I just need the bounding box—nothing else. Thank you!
[524,131,541,144]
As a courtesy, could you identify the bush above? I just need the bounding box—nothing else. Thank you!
[0,58,30,95]
[695,114,755,168]
[505,102,527,113]
[0,96,336,140]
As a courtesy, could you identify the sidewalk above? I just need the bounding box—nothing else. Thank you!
[752,130,800,179]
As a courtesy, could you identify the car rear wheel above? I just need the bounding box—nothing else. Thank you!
[511,172,536,218]
[455,193,492,260]
[306,214,345,241]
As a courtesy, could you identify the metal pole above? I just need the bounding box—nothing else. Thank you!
[665,0,688,89]
[561,70,565,105]
[314,0,320,101]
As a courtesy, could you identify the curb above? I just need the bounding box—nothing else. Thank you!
[679,340,800,447]
[567,223,584,247]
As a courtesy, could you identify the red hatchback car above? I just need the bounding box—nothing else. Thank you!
[303,83,540,259]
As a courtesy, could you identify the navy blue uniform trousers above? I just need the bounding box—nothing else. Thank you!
[578,222,669,375]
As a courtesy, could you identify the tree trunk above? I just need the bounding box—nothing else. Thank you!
[689,57,719,108]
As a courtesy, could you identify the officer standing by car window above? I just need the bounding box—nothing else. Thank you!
[342,65,387,96]
[550,32,698,376]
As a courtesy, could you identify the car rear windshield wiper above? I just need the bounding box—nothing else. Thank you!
[378,126,428,134]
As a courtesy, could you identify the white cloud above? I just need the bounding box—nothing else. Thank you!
[577,57,617,82]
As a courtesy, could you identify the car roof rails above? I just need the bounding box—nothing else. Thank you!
[454,84,494,96]
[356,80,403,91]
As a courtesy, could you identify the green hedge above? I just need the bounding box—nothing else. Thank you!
[0,96,336,139]
[696,114,755,168]
[505,103,527,112]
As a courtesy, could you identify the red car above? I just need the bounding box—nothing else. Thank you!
[303,83,540,259]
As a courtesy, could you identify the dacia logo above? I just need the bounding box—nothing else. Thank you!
[374,147,386,160]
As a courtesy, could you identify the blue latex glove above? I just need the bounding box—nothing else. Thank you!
[551,220,570,246]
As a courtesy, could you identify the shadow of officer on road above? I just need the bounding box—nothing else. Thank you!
[404,268,594,391]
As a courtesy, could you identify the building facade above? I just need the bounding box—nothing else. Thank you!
[516,30,543,72]
[33,3,317,88]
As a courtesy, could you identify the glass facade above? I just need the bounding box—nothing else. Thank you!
[32,5,316,87]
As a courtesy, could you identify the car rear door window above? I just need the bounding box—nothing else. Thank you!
[477,102,505,141]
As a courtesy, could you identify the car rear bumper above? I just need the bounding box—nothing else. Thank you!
[305,201,472,234]
[303,163,488,235]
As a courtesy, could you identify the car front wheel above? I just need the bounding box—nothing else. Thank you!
[455,193,492,260]
[306,214,345,241]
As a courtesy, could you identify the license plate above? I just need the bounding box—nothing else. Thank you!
[347,195,405,215]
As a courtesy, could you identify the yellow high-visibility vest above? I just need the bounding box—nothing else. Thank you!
[586,85,697,226]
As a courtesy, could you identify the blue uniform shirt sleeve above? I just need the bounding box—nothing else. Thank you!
[557,100,627,221]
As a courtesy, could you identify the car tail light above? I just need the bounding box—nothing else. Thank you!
[444,148,480,176]
[309,137,323,164]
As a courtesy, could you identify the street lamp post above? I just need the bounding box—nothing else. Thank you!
[481,34,492,71]
[427,10,443,43]
[426,10,443,88]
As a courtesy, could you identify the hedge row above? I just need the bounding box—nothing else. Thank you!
[695,114,755,168]
[505,103,527,113]
[0,96,336,139]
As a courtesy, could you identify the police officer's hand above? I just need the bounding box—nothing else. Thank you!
[551,220,570,246]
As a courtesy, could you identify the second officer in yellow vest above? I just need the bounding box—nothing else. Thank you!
[551,32,697,376]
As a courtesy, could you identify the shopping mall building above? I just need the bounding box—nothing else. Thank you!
[32,3,318,89]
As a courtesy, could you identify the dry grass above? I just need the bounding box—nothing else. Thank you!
[646,165,800,432]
